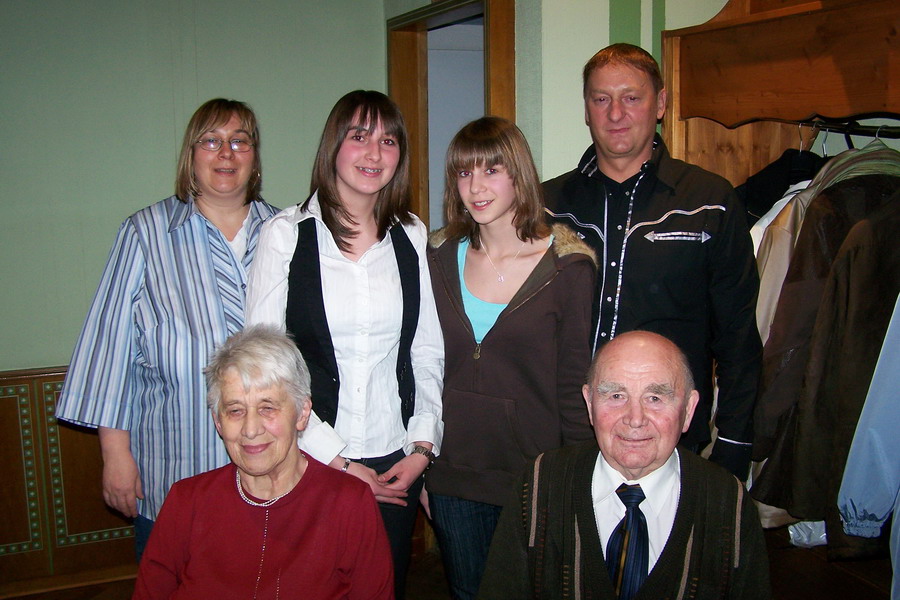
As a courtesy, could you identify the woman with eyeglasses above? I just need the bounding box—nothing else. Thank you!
[246,90,443,598]
[56,98,279,562]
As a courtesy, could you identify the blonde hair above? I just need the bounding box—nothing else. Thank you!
[174,98,262,204]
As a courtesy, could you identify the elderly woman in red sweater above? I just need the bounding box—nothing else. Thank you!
[133,325,393,599]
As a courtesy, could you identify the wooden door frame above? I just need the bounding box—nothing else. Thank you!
[387,0,515,224]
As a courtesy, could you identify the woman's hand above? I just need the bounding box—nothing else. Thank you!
[99,427,144,518]
[378,453,429,495]
[328,454,410,506]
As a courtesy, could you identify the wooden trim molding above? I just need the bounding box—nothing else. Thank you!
[387,0,516,225]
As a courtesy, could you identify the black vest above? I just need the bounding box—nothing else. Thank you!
[285,217,420,429]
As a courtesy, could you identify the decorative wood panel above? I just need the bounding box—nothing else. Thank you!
[0,379,50,583]
[0,368,136,596]
[662,0,899,186]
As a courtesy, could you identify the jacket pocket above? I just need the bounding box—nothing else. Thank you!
[440,388,530,476]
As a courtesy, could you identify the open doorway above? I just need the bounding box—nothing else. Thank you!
[387,0,515,228]
[427,17,484,228]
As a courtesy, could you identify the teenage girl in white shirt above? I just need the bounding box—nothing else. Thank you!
[246,90,444,598]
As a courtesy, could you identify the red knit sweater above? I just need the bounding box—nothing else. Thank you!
[134,457,394,599]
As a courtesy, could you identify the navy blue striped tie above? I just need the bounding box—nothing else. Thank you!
[606,483,649,600]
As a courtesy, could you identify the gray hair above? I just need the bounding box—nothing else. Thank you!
[205,325,311,415]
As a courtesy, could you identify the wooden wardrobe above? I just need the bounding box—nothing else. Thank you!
[660,0,899,185]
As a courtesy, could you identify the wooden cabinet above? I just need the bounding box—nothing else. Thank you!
[0,367,136,596]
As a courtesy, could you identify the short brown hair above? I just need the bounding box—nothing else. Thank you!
[582,43,664,97]
[175,98,262,204]
[442,116,550,249]
[306,90,412,251]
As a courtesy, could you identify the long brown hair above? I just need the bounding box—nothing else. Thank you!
[443,116,549,249]
[175,98,262,204]
[305,90,412,250]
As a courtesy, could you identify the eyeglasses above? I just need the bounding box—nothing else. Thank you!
[195,137,255,153]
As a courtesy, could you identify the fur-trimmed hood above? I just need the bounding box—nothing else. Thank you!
[428,223,597,267]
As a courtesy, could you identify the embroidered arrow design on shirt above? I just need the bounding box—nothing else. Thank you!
[644,231,711,243]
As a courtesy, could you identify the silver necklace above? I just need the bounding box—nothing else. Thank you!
[481,239,526,283]
[236,470,285,600]
[236,470,293,507]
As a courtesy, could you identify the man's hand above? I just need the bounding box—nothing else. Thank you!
[98,427,143,518]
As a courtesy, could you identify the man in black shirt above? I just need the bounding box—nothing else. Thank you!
[544,43,761,480]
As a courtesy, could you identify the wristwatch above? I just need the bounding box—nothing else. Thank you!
[411,445,436,468]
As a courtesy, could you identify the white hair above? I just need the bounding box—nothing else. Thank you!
[204,325,311,414]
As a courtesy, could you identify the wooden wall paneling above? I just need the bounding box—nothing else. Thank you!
[389,26,429,223]
[678,119,801,187]
[0,368,136,597]
[663,0,898,186]
[678,0,899,127]
[709,0,870,25]
[43,377,135,575]
[484,0,515,120]
[661,34,686,161]
[0,375,52,585]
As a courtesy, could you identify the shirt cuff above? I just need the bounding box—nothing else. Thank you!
[298,421,347,465]
[404,414,444,456]
[715,435,752,446]
[841,521,883,538]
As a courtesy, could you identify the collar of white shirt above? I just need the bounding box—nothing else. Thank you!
[592,449,682,570]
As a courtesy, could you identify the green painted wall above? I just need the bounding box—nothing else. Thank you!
[527,0,727,180]
[1,0,387,370]
[1,0,728,371]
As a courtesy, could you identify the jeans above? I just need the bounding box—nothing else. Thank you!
[430,493,503,600]
[133,515,155,564]
[356,449,423,600]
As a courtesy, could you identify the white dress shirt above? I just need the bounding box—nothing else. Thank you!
[245,193,444,464]
[592,450,681,573]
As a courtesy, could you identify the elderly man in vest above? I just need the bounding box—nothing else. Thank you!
[479,331,771,600]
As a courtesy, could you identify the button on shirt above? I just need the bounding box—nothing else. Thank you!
[592,450,681,572]
[589,167,650,346]
[245,194,444,463]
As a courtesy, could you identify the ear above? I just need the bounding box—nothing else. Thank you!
[582,384,595,428]
[656,88,668,121]
[212,411,224,437]
[295,398,312,433]
[681,390,700,433]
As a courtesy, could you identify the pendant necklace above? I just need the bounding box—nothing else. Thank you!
[236,470,292,599]
[481,239,527,283]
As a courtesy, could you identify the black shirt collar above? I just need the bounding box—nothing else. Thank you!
[578,135,662,183]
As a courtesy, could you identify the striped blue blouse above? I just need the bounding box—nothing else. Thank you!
[56,195,278,520]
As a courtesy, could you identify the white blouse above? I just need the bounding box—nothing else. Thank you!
[245,193,444,463]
